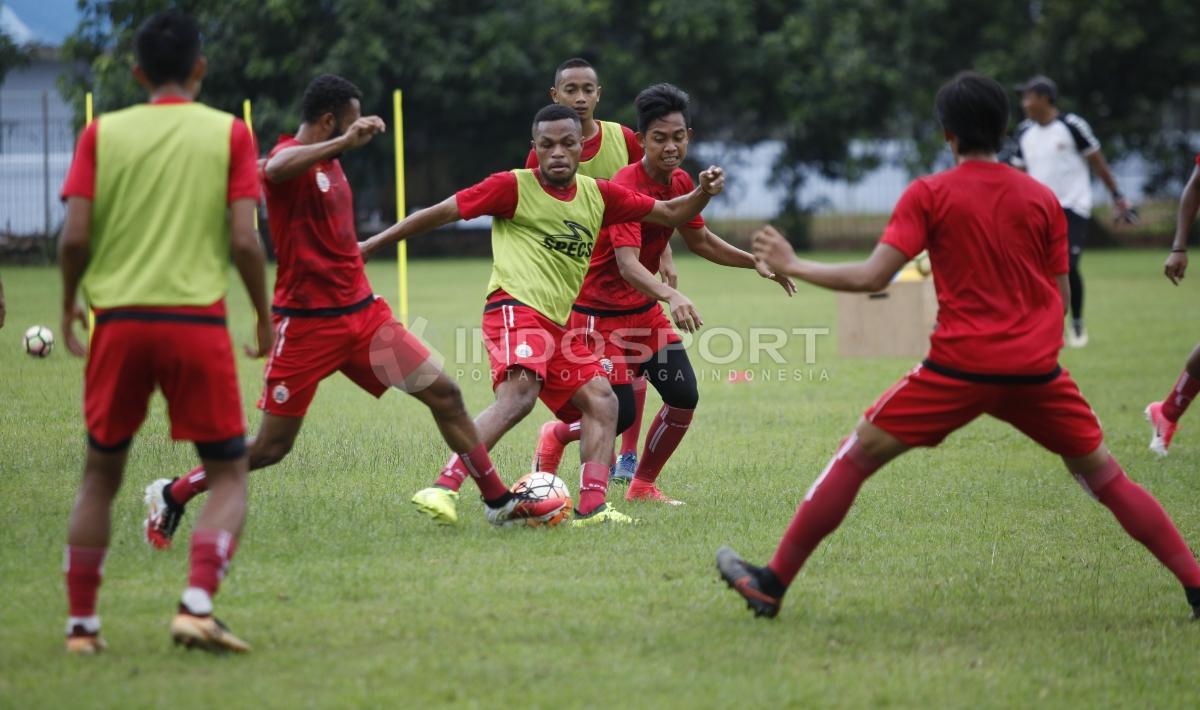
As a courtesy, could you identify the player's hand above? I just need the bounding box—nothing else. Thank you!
[667,292,702,333]
[1165,251,1188,285]
[61,303,88,357]
[244,317,274,358]
[752,225,799,277]
[340,116,386,151]
[699,166,725,196]
[659,257,679,289]
[1113,196,1139,225]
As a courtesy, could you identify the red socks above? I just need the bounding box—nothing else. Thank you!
[621,376,648,456]
[169,465,209,505]
[188,529,238,598]
[577,462,610,515]
[768,436,881,586]
[634,405,694,484]
[65,546,107,618]
[1083,457,1200,588]
[1162,369,1200,422]
[436,444,507,500]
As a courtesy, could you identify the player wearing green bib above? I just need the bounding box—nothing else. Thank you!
[361,104,724,525]
[525,57,680,480]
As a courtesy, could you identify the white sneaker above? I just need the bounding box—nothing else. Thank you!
[143,478,184,549]
[1067,323,1089,348]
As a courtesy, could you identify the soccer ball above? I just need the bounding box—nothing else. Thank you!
[512,471,571,507]
[23,325,54,358]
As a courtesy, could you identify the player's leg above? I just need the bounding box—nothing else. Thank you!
[567,376,631,524]
[1145,342,1200,456]
[534,383,634,474]
[64,445,128,654]
[616,375,649,478]
[627,343,697,503]
[1065,211,1088,347]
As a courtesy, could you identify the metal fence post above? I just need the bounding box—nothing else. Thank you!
[42,90,51,244]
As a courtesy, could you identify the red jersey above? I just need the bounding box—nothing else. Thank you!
[265,135,373,312]
[524,122,643,170]
[455,170,654,224]
[575,162,704,311]
[881,160,1068,376]
[61,96,258,203]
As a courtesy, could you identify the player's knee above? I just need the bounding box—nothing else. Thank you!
[615,387,636,434]
[428,377,468,419]
[251,438,293,468]
[580,381,618,427]
[665,381,699,410]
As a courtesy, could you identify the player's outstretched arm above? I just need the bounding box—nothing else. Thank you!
[613,245,702,332]
[643,167,724,227]
[229,198,273,357]
[360,196,461,259]
[1085,151,1135,223]
[264,116,386,184]
[1165,165,1200,285]
[678,224,796,296]
[752,225,907,293]
[58,197,92,357]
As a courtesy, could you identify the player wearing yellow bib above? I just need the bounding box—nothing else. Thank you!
[361,104,724,525]
[525,57,679,480]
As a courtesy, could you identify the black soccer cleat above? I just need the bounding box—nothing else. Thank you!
[1186,586,1200,620]
[716,546,782,619]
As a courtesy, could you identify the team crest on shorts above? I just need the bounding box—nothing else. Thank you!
[315,170,331,193]
[599,358,614,374]
[515,342,533,359]
[272,383,290,404]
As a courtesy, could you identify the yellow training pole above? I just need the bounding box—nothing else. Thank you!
[393,89,408,327]
[85,92,95,338]
[242,99,260,229]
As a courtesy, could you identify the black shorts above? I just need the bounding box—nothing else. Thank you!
[1065,209,1089,258]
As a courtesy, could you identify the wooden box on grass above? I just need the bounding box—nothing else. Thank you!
[836,279,937,359]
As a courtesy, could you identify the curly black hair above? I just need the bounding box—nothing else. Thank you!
[531,104,581,135]
[301,75,363,124]
[635,83,690,134]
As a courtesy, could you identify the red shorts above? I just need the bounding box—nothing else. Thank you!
[85,302,245,449]
[482,299,606,421]
[865,362,1104,458]
[259,297,431,417]
[568,303,680,385]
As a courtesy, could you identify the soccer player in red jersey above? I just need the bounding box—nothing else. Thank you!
[532,84,795,504]
[717,72,1200,620]
[1145,154,1200,455]
[526,58,680,477]
[361,104,724,526]
[143,75,566,546]
[58,11,270,653]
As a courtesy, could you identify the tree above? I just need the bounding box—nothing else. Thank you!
[0,27,30,84]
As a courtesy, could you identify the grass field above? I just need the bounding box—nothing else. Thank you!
[2,251,1198,708]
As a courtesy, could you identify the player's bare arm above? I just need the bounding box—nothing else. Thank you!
[678,224,796,296]
[1085,151,1134,222]
[1057,273,1071,315]
[643,167,724,227]
[613,245,702,332]
[752,225,907,293]
[228,198,273,357]
[264,116,385,184]
[1165,165,1200,285]
[658,244,679,288]
[360,195,461,258]
[58,197,92,357]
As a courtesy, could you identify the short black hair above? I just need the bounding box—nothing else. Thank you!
[134,10,202,86]
[532,104,581,135]
[554,57,597,86]
[934,71,1010,154]
[636,83,691,134]
[301,74,363,124]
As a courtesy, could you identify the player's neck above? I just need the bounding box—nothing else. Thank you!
[641,157,672,186]
[294,123,328,145]
[1036,108,1058,126]
[535,167,575,191]
[581,117,600,140]
[955,152,999,165]
[148,84,194,102]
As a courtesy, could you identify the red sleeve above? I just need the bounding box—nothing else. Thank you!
[673,172,705,229]
[525,149,538,169]
[608,222,643,249]
[1195,153,1200,166]
[61,120,98,201]
[1047,198,1069,275]
[879,180,932,259]
[622,125,644,164]
[597,180,655,226]
[228,119,261,204]
[456,172,519,220]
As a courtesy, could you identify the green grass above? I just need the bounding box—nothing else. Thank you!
[1,251,1198,708]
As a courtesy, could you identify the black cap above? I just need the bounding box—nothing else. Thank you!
[1015,75,1057,100]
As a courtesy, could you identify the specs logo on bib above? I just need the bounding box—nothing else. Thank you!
[315,170,331,193]
[542,220,595,259]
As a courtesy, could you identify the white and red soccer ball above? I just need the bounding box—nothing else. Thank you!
[511,471,572,509]
[23,325,54,358]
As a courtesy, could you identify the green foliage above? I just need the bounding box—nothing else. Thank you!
[58,1,1200,220]
[0,26,31,84]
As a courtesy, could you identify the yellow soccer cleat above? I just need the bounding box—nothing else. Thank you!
[65,630,107,655]
[571,503,637,527]
[171,613,250,654]
[411,486,460,525]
